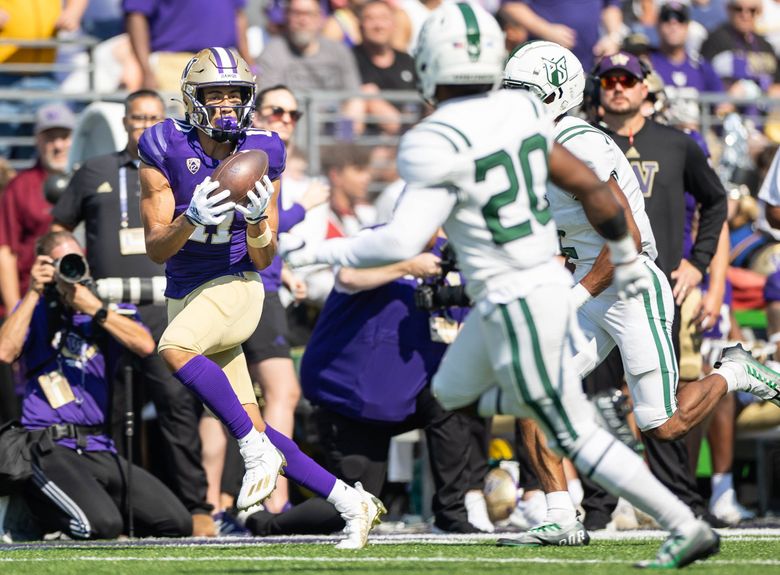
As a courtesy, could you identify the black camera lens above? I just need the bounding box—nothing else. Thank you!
[56,253,88,283]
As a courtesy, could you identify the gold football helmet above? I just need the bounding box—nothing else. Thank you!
[181,47,256,143]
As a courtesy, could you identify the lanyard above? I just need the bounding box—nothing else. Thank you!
[119,166,130,229]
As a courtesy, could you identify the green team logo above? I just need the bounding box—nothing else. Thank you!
[542,56,568,87]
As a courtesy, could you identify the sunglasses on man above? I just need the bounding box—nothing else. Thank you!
[262,106,304,122]
[600,74,640,90]
[729,4,758,14]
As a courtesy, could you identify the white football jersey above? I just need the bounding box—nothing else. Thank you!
[547,115,657,283]
[398,90,570,303]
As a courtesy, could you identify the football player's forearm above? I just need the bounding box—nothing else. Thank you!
[145,215,195,264]
[247,220,276,270]
[579,246,613,297]
[316,187,452,268]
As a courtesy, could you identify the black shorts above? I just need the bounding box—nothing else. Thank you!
[242,291,291,363]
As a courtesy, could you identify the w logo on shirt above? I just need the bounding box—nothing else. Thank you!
[543,56,568,87]
[630,161,660,198]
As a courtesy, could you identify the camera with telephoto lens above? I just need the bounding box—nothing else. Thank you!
[46,254,166,306]
[414,243,472,311]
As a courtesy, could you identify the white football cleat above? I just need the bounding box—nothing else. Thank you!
[709,487,755,526]
[335,482,386,550]
[236,441,285,511]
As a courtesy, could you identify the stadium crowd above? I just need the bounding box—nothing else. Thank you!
[0,0,778,547]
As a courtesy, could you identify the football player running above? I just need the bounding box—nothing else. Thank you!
[139,47,383,549]
[284,4,719,568]
[498,41,780,547]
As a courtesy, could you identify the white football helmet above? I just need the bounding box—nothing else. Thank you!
[503,40,585,118]
[181,47,256,143]
[414,2,505,104]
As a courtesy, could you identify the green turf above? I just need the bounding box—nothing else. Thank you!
[1,538,778,575]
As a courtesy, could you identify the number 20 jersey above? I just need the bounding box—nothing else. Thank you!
[397,90,567,304]
[139,118,286,298]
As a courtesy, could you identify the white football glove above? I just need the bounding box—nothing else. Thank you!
[184,176,235,226]
[613,259,652,300]
[279,234,317,268]
[608,234,652,300]
[235,175,273,224]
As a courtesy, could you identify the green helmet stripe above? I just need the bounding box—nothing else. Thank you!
[456,2,481,62]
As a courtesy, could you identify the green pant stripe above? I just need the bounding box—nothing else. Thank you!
[642,263,676,417]
[517,299,579,443]
[499,304,559,437]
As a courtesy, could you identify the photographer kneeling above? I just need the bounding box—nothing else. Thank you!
[0,231,191,539]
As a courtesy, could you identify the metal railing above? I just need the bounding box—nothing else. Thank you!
[0,87,778,174]
[0,36,101,90]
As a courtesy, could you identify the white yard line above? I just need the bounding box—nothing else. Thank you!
[0,556,779,566]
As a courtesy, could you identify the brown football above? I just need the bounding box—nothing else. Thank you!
[209,149,269,206]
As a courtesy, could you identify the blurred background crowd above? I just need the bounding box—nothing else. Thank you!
[0,0,780,541]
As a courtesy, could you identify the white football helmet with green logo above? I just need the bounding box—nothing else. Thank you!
[414,2,505,104]
[503,40,585,119]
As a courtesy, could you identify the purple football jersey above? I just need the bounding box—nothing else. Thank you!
[21,302,143,452]
[139,119,286,298]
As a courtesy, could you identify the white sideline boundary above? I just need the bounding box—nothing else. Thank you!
[0,556,779,566]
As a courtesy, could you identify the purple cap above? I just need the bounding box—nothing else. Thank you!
[660,1,690,21]
[596,52,646,80]
[34,103,76,135]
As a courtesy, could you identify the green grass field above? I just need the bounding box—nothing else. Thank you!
[1,532,778,575]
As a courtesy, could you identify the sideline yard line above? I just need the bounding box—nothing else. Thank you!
[2,530,779,552]
[1,556,780,566]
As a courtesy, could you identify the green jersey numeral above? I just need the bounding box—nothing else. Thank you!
[477,134,551,245]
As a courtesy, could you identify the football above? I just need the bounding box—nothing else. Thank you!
[209,149,269,206]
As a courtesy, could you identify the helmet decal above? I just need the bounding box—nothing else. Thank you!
[456,3,481,62]
[543,56,568,87]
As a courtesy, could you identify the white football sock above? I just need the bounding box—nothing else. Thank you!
[572,428,695,532]
[544,491,577,524]
[327,479,356,512]
[568,478,584,508]
[710,472,733,503]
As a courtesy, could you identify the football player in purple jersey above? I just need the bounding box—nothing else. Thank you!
[139,47,383,548]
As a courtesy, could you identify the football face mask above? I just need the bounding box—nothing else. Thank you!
[182,47,256,143]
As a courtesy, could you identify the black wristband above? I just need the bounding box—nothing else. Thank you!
[93,306,108,325]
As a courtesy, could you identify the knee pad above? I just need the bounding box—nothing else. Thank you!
[765,270,780,303]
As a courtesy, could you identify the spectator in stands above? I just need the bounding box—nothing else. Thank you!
[257,0,365,134]
[324,144,375,239]
[391,0,441,54]
[700,0,780,97]
[323,0,363,47]
[124,0,252,91]
[500,0,625,71]
[49,91,218,537]
[649,2,732,117]
[0,231,191,540]
[0,103,74,314]
[690,0,730,32]
[354,0,418,135]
